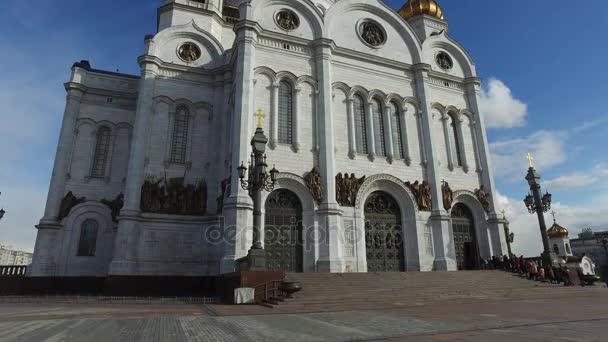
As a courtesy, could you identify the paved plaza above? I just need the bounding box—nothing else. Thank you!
[0,292,606,342]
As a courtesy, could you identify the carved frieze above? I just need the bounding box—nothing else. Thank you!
[141,176,207,216]
[58,191,86,220]
[304,167,323,204]
[405,180,432,211]
[441,181,453,211]
[101,193,124,222]
[216,175,231,214]
[475,185,491,213]
[336,173,365,207]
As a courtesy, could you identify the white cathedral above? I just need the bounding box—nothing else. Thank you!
[29,0,508,277]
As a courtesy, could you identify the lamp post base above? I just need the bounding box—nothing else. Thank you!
[237,248,267,271]
[541,250,558,268]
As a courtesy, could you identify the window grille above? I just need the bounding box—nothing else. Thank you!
[372,99,386,157]
[171,106,190,164]
[353,95,368,154]
[390,102,405,159]
[77,219,98,256]
[91,126,111,178]
[278,81,293,144]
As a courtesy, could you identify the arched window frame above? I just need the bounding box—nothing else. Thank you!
[90,125,113,179]
[169,104,191,165]
[553,244,559,255]
[277,80,294,145]
[371,98,386,157]
[164,102,197,168]
[442,110,465,170]
[389,102,405,160]
[77,218,99,257]
[353,94,368,155]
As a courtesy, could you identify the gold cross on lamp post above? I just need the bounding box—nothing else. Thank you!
[254,109,266,129]
[526,153,534,168]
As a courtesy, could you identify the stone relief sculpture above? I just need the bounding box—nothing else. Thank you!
[475,185,491,212]
[140,176,207,216]
[216,175,231,214]
[360,22,385,47]
[405,180,432,211]
[304,167,323,204]
[336,173,366,207]
[441,181,453,211]
[276,10,299,30]
[100,193,124,222]
[58,191,86,220]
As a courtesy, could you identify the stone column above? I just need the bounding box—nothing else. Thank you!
[413,64,456,271]
[441,114,454,171]
[108,60,157,275]
[400,105,412,165]
[366,102,376,161]
[383,105,394,163]
[270,83,279,149]
[39,74,85,226]
[293,87,301,152]
[314,38,344,272]
[220,13,259,273]
[455,116,469,173]
[347,97,356,159]
[31,67,86,276]
[464,77,507,255]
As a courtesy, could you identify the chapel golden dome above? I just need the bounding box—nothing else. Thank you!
[398,0,444,20]
[547,220,569,239]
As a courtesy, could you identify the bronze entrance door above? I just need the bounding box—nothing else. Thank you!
[264,189,303,272]
[364,192,404,272]
[451,203,479,270]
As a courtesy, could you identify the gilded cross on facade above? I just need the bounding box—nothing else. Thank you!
[254,109,266,129]
[526,153,534,168]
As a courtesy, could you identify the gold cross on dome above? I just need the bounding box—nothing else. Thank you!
[526,153,534,168]
[551,211,557,222]
[254,109,266,129]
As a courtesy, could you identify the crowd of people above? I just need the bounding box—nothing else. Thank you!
[480,254,578,286]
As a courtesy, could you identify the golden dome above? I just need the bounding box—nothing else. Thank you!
[547,221,569,239]
[398,0,444,20]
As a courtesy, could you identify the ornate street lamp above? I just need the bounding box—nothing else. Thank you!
[502,210,514,256]
[236,109,279,270]
[522,153,556,267]
[0,192,4,221]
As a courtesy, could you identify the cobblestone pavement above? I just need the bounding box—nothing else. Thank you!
[0,294,606,341]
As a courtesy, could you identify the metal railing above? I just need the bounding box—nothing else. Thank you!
[254,279,285,304]
[0,265,27,277]
[0,295,220,305]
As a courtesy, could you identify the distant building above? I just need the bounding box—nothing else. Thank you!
[0,245,33,266]
[570,230,608,268]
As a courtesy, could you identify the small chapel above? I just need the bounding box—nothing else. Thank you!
[29,0,508,277]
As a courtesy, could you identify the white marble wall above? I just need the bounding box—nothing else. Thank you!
[30,0,506,277]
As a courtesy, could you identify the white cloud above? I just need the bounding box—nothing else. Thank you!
[544,163,608,190]
[496,191,608,258]
[490,130,568,181]
[479,78,528,129]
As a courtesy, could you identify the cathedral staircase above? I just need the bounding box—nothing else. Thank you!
[260,271,605,311]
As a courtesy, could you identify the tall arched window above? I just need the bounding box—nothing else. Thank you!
[372,99,386,157]
[448,113,463,167]
[353,95,368,154]
[170,105,190,164]
[77,219,99,256]
[390,102,405,159]
[91,126,111,178]
[553,244,559,255]
[565,243,571,254]
[278,81,293,144]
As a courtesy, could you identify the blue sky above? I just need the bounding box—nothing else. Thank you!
[0,0,607,256]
